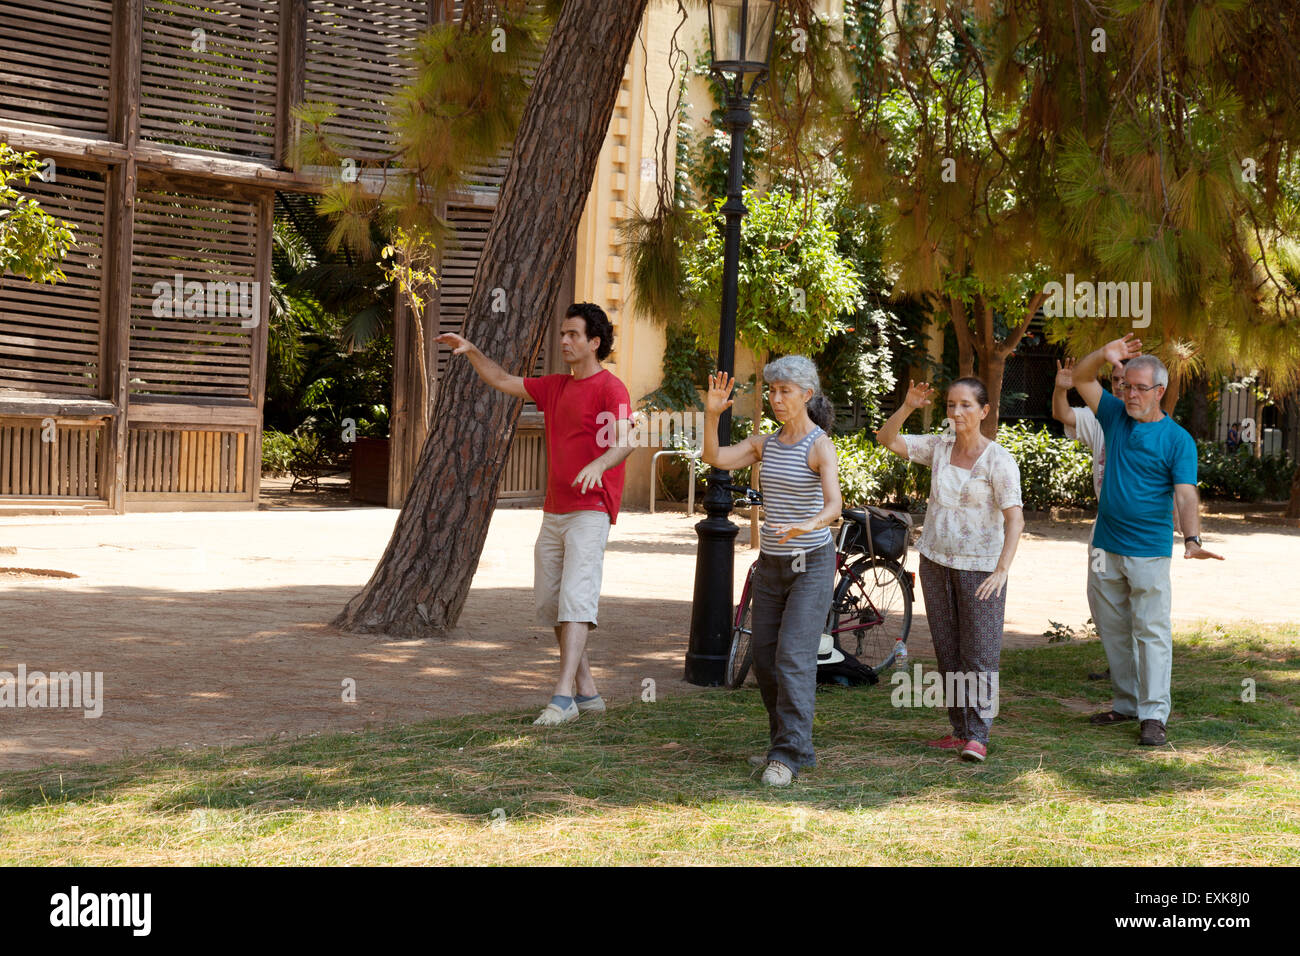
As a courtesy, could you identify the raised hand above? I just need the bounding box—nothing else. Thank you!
[1102,333,1142,368]
[903,379,936,411]
[1055,358,1075,389]
[705,371,736,417]
[436,332,474,355]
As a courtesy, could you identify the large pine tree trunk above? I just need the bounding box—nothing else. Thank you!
[334,0,649,637]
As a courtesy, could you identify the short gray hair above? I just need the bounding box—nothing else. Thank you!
[1125,354,1168,388]
[762,355,820,394]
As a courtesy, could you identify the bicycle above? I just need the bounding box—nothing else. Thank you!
[725,484,914,689]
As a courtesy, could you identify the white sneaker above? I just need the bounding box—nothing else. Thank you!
[575,695,606,713]
[532,701,579,726]
[760,761,793,787]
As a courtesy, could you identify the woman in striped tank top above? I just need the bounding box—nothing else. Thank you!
[703,356,842,787]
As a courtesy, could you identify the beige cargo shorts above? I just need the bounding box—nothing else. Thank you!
[533,509,612,628]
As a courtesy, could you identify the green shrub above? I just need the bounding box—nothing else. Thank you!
[665,420,1100,512]
[262,429,296,476]
[993,421,1096,510]
[261,428,324,477]
[655,417,1298,512]
[832,429,928,506]
[831,422,1095,511]
[1196,441,1295,501]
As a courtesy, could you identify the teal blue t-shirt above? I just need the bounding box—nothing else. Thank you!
[1093,391,1198,557]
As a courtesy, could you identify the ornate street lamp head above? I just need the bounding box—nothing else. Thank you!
[706,0,778,98]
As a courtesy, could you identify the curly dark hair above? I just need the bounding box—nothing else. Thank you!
[565,302,614,361]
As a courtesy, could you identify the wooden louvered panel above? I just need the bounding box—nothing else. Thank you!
[140,0,280,159]
[0,419,104,498]
[461,152,511,190]
[498,427,545,498]
[0,168,105,396]
[126,426,246,494]
[435,203,493,380]
[303,0,428,161]
[129,189,257,399]
[0,0,113,136]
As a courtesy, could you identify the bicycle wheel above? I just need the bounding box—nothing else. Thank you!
[829,556,912,672]
[726,565,756,688]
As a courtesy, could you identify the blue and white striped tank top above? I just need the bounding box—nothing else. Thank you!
[759,425,834,555]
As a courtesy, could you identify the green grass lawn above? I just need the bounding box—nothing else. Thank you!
[2,622,1297,865]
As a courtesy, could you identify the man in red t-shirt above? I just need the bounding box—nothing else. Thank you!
[437,303,635,727]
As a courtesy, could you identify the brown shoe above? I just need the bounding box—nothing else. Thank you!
[1089,710,1137,725]
[1139,719,1168,746]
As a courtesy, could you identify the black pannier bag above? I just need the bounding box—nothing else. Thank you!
[842,506,912,562]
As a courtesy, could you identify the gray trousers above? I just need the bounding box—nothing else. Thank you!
[750,542,836,772]
[1086,551,1173,723]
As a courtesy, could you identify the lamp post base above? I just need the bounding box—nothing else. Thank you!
[685,468,740,686]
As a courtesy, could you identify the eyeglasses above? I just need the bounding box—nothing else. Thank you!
[1126,383,1162,394]
[1111,382,1129,392]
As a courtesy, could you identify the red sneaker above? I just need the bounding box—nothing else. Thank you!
[925,735,967,750]
[960,740,987,762]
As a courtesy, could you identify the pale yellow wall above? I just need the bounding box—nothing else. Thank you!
[573,0,844,509]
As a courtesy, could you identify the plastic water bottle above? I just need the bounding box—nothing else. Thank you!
[893,639,908,668]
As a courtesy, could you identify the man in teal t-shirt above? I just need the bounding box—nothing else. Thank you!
[1071,335,1224,747]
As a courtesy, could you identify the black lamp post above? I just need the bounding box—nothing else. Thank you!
[685,0,778,686]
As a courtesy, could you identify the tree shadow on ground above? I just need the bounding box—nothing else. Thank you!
[1,632,1295,825]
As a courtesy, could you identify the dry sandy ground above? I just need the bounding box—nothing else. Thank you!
[1,491,1296,770]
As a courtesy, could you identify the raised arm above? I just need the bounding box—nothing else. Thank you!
[1073,334,1143,413]
[875,380,935,458]
[701,371,762,472]
[436,332,529,400]
[1052,359,1077,429]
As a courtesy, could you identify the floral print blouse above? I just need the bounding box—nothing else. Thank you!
[903,433,1023,572]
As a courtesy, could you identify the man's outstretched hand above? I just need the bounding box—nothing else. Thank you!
[436,332,474,355]
[1184,540,1225,560]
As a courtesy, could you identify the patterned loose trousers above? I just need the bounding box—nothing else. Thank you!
[917,553,1006,744]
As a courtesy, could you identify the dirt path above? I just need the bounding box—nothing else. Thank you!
[1,500,1295,770]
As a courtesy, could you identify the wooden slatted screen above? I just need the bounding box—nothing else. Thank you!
[140,0,280,159]
[303,0,428,161]
[0,0,113,136]
[0,419,105,497]
[435,203,546,413]
[0,167,106,396]
[435,203,492,379]
[497,426,546,499]
[126,426,247,493]
[129,187,258,399]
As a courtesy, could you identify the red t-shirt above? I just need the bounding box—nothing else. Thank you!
[523,369,633,524]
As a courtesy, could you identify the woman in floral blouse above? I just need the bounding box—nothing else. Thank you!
[877,378,1025,762]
